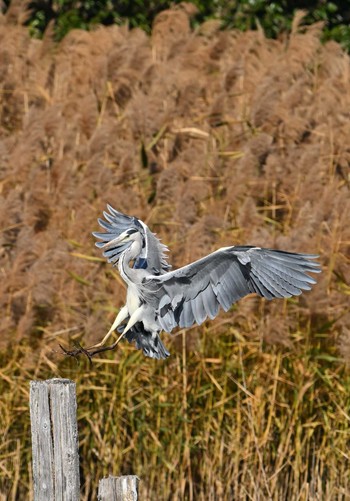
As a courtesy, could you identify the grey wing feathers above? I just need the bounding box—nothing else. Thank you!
[146,246,320,333]
[242,248,319,299]
[92,205,171,273]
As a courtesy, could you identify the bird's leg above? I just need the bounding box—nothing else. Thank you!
[117,307,144,337]
[60,307,143,361]
[89,307,144,355]
[88,305,129,349]
[60,306,129,360]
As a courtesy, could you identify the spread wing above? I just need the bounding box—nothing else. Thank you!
[144,246,321,332]
[92,205,171,274]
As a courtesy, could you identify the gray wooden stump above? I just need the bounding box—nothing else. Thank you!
[30,378,80,501]
[98,475,139,501]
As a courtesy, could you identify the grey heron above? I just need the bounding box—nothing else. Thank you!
[63,205,321,360]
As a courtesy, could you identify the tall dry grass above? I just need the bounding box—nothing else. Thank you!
[0,5,349,500]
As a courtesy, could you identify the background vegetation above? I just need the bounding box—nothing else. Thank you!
[1,0,350,50]
[0,2,350,500]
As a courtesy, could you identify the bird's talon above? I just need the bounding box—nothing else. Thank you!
[59,343,79,357]
[76,343,94,364]
[59,342,94,364]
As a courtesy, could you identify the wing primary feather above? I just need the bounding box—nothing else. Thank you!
[92,231,119,242]
[96,218,116,232]
[259,250,321,271]
[263,260,317,285]
[258,261,312,292]
[251,266,293,297]
[249,269,277,299]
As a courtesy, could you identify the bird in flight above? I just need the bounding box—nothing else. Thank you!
[63,205,321,360]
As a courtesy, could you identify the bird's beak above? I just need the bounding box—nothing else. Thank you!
[101,233,129,250]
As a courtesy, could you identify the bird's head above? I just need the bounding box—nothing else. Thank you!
[101,227,142,249]
[93,207,152,268]
[99,227,144,265]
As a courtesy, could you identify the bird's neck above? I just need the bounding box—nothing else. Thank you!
[118,242,142,284]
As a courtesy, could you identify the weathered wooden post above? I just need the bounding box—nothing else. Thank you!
[98,475,139,501]
[30,378,80,501]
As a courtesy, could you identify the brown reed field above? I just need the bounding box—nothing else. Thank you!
[0,5,350,500]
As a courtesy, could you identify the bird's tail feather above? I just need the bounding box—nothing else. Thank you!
[122,322,170,359]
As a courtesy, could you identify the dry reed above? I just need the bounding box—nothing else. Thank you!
[0,5,349,500]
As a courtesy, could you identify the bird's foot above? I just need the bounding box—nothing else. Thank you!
[60,338,123,363]
[59,342,94,364]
